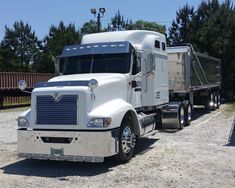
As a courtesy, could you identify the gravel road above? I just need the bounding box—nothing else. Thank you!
[0,104,234,188]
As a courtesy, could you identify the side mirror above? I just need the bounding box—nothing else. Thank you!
[53,56,60,76]
[18,80,27,91]
[145,53,155,73]
[52,55,61,76]
[18,80,31,94]
[141,53,155,75]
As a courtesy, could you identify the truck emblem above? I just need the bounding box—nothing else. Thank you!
[52,92,62,102]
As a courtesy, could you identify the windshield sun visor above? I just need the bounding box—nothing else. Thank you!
[61,41,134,57]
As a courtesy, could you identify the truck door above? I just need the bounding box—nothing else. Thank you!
[141,51,156,106]
[128,52,142,108]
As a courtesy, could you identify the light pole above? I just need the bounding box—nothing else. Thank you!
[90,8,106,32]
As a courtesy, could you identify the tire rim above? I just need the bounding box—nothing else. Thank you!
[218,94,221,106]
[214,93,218,107]
[180,106,185,125]
[121,127,135,154]
[209,93,214,107]
[188,104,192,121]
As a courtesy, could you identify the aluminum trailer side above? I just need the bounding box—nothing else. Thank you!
[167,45,221,110]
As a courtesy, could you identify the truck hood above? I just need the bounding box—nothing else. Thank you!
[48,73,128,87]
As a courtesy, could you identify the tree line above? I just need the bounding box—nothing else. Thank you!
[0,11,165,73]
[0,0,234,98]
[168,0,235,99]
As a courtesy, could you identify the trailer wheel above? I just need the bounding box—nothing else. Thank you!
[206,92,215,111]
[179,104,185,130]
[214,92,218,109]
[185,102,192,126]
[217,92,221,108]
[116,119,136,162]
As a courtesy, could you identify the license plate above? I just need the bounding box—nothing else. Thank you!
[51,148,64,156]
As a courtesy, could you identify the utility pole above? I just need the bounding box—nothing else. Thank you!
[90,8,106,32]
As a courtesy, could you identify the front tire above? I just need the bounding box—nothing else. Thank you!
[116,119,136,162]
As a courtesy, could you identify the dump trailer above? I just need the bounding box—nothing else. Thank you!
[167,45,221,114]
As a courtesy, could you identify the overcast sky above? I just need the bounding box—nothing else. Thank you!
[0,0,233,40]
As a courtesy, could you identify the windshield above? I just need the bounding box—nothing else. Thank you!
[63,53,130,75]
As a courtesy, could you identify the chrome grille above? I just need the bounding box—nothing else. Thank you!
[36,95,77,125]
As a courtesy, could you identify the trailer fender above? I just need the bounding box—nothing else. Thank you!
[162,102,185,129]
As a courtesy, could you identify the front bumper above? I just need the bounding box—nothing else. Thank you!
[17,129,119,163]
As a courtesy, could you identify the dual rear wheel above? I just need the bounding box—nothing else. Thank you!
[207,92,221,110]
[179,101,192,129]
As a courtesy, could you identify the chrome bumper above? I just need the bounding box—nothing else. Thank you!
[17,129,119,163]
[18,153,104,162]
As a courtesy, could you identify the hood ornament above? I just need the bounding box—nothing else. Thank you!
[52,92,62,102]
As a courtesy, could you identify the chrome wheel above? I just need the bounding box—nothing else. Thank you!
[187,104,192,122]
[121,127,136,154]
[180,106,185,125]
[214,92,218,108]
[210,93,214,107]
[217,93,221,107]
[185,102,192,126]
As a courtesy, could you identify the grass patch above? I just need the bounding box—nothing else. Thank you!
[1,101,30,111]
[222,102,235,118]
[3,101,30,107]
[225,102,235,113]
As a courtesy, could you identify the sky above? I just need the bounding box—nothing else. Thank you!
[0,0,233,41]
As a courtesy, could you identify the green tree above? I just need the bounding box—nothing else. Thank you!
[45,21,81,56]
[168,0,235,99]
[34,21,80,73]
[168,4,195,45]
[80,20,98,35]
[132,20,166,34]
[108,10,132,30]
[107,11,165,34]
[0,47,4,71]
[0,47,18,71]
[1,20,40,72]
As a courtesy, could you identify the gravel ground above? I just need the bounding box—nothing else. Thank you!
[0,104,234,188]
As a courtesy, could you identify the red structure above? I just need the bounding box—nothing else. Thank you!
[0,72,54,108]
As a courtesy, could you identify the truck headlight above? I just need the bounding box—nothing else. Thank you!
[87,118,112,128]
[18,117,29,127]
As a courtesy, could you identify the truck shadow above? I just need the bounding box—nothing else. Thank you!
[0,138,158,178]
[192,107,211,120]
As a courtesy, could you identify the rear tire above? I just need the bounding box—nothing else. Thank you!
[116,119,136,162]
[214,92,218,109]
[185,102,192,126]
[206,92,215,111]
[217,92,221,109]
[179,104,185,130]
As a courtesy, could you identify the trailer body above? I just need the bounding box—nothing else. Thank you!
[167,46,221,107]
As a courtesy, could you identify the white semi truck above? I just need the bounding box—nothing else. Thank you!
[17,30,221,162]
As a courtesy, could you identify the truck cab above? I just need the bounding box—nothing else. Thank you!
[17,30,173,162]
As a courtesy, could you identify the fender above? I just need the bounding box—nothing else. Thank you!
[88,99,143,135]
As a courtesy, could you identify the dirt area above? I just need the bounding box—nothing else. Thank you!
[0,104,234,188]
